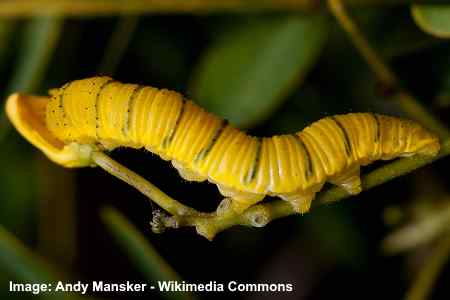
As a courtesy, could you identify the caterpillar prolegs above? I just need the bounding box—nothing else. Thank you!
[7,76,441,214]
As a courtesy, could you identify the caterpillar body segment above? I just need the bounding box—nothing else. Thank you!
[18,76,441,214]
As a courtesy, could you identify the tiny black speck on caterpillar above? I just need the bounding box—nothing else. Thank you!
[5,76,441,214]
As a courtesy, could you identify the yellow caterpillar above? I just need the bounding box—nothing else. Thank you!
[6,76,440,214]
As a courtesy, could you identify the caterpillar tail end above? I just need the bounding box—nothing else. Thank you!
[417,138,440,157]
[5,93,96,168]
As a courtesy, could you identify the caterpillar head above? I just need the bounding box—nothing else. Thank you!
[5,93,96,168]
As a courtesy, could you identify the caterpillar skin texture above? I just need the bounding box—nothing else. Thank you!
[45,76,440,214]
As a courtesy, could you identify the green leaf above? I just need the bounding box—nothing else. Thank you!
[190,15,328,128]
[411,5,450,39]
[100,207,199,300]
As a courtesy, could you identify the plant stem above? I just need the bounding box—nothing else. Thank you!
[91,151,197,217]
[0,0,442,17]
[327,0,450,139]
[405,234,450,300]
[227,138,450,229]
[327,0,397,87]
[92,138,450,240]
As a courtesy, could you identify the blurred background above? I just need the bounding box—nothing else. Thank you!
[0,1,449,299]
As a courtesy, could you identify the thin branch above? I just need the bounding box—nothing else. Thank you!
[187,138,450,239]
[91,151,198,217]
[327,0,397,87]
[405,234,450,300]
[92,138,450,240]
[327,0,450,140]
[0,0,443,17]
